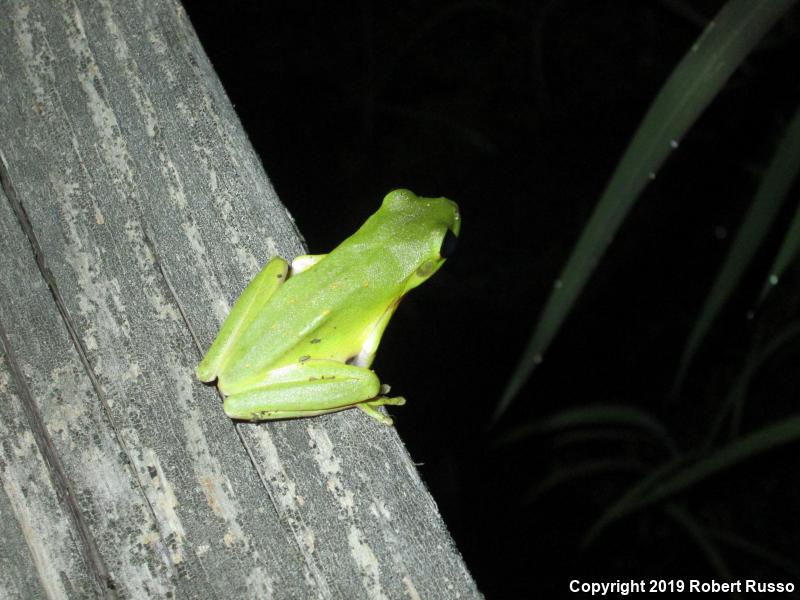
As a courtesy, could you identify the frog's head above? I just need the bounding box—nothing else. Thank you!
[377,188,460,293]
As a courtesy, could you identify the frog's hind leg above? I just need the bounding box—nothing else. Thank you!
[223,359,400,423]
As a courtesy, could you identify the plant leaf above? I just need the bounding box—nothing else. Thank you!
[583,414,800,547]
[499,404,677,454]
[675,103,800,392]
[665,504,734,582]
[494,0,798,421]
[524,458,645,504]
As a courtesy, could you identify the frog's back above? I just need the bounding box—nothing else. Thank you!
[219,245,401,389]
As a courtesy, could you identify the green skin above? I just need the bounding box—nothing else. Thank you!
[196,189,460,425]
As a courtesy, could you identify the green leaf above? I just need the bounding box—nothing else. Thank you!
[709,529,800,578]
[709,321,800,444]
[494,0,798,422]
[759,201,800,303]
[665,504,734,582]
[583,414,800,547]
[524,458,645,504]
[498,404,677,454]
[758,112,800,303]
[675,103,800,392]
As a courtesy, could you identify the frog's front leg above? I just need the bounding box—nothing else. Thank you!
[222,360,405,425]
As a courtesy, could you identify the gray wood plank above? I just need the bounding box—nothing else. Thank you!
[0,353,93,600]
[0,0,481,598]
[0,194,109,599]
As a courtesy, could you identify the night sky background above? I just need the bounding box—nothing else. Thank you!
[185,2,800,596]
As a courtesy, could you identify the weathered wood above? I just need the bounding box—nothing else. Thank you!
[0,1,481,598]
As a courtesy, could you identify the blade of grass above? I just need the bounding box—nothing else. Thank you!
[551,428,665,451]
[524,457,645,504]
[494,0,798,422]
[756,105,800,304]
[758,200,800,304]
[665,504,736,585]
[581,456,691,548]
[703,320,800,447]
[583,414,800,547]
[498,404,677,454]
[758,109,800,304]
[710,529,800,578]
[727,321,800,439]
[675,103,800,392]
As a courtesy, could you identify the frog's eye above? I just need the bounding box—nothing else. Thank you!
[439,228,458,258]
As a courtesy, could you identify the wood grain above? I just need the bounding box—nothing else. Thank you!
[0,1,481,598]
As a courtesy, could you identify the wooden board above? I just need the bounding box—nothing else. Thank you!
[0,1,481,598]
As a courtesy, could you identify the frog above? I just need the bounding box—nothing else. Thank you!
[196,189,460,425]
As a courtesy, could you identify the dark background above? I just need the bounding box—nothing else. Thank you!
[185,1,800,596]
